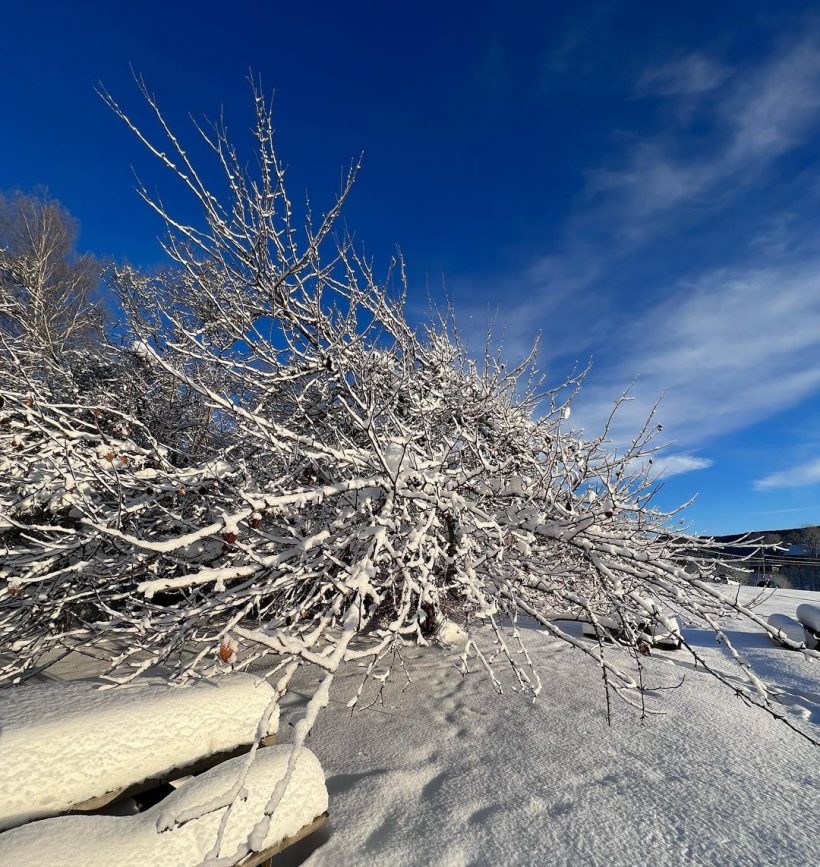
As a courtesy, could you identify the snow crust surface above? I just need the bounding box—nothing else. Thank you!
[0,673,279,831]
[0,745,327,866]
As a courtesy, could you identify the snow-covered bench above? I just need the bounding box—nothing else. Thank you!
[0,674,280,831]
[0,744,328,867]
[766,613,809,647]
[580,614,682,649]
[796,603,820,648]
[765,612,820,650]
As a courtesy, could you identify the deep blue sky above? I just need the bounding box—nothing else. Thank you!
[4,0,820,534]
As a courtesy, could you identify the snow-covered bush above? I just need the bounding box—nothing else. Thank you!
[1,78,818,862]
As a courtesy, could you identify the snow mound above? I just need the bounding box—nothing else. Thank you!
[796,602,820,637]
[436,619,468,646]
[766,613,814,648]
[0,674,279,831]
[0,745,327,867]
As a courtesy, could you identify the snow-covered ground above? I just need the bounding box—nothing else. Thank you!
[4,587,819,866]
[279,587,820,867]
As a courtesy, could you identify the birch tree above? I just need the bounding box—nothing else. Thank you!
[0,190,104,375]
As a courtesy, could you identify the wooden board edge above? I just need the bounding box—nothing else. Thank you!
[238,812,329,867]
[69,787,128,812]
[66,735,280,814]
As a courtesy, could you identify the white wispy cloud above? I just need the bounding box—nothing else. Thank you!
[649,453,714,478]
[635,53,731,96]
[755,458,820,490]
[726,35,820,162]
[573,254,820,446]
[754,503,820,515]
[588,31,820,225]
[467,25,820,458]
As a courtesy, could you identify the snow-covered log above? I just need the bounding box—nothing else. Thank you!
[0,745,326,867]
[581,615,681,650]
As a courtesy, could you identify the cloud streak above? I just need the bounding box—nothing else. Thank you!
[470,24,820,464]
[649,453,714,479]
[755,458,820,490]
[573,254,820,447]
[588,32,820,226]
[635,54,731,96]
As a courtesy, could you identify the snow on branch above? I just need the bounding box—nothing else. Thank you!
[2,76,818,863]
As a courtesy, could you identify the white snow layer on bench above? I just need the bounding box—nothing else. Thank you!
[766,613,813,647]
[796,602,820,635]
[0,673,279,831]
[0,745,327,867]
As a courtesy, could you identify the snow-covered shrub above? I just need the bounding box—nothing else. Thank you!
[1,78,818,863]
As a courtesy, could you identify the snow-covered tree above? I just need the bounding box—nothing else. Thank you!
[0,190,104,377]
[799,525,820,558]
[1,78,817,864]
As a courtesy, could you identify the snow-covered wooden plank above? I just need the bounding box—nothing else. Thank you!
[0,745,327,866]
[0,674,280,831]
[69,733,277,812]
[238,811,328,867]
